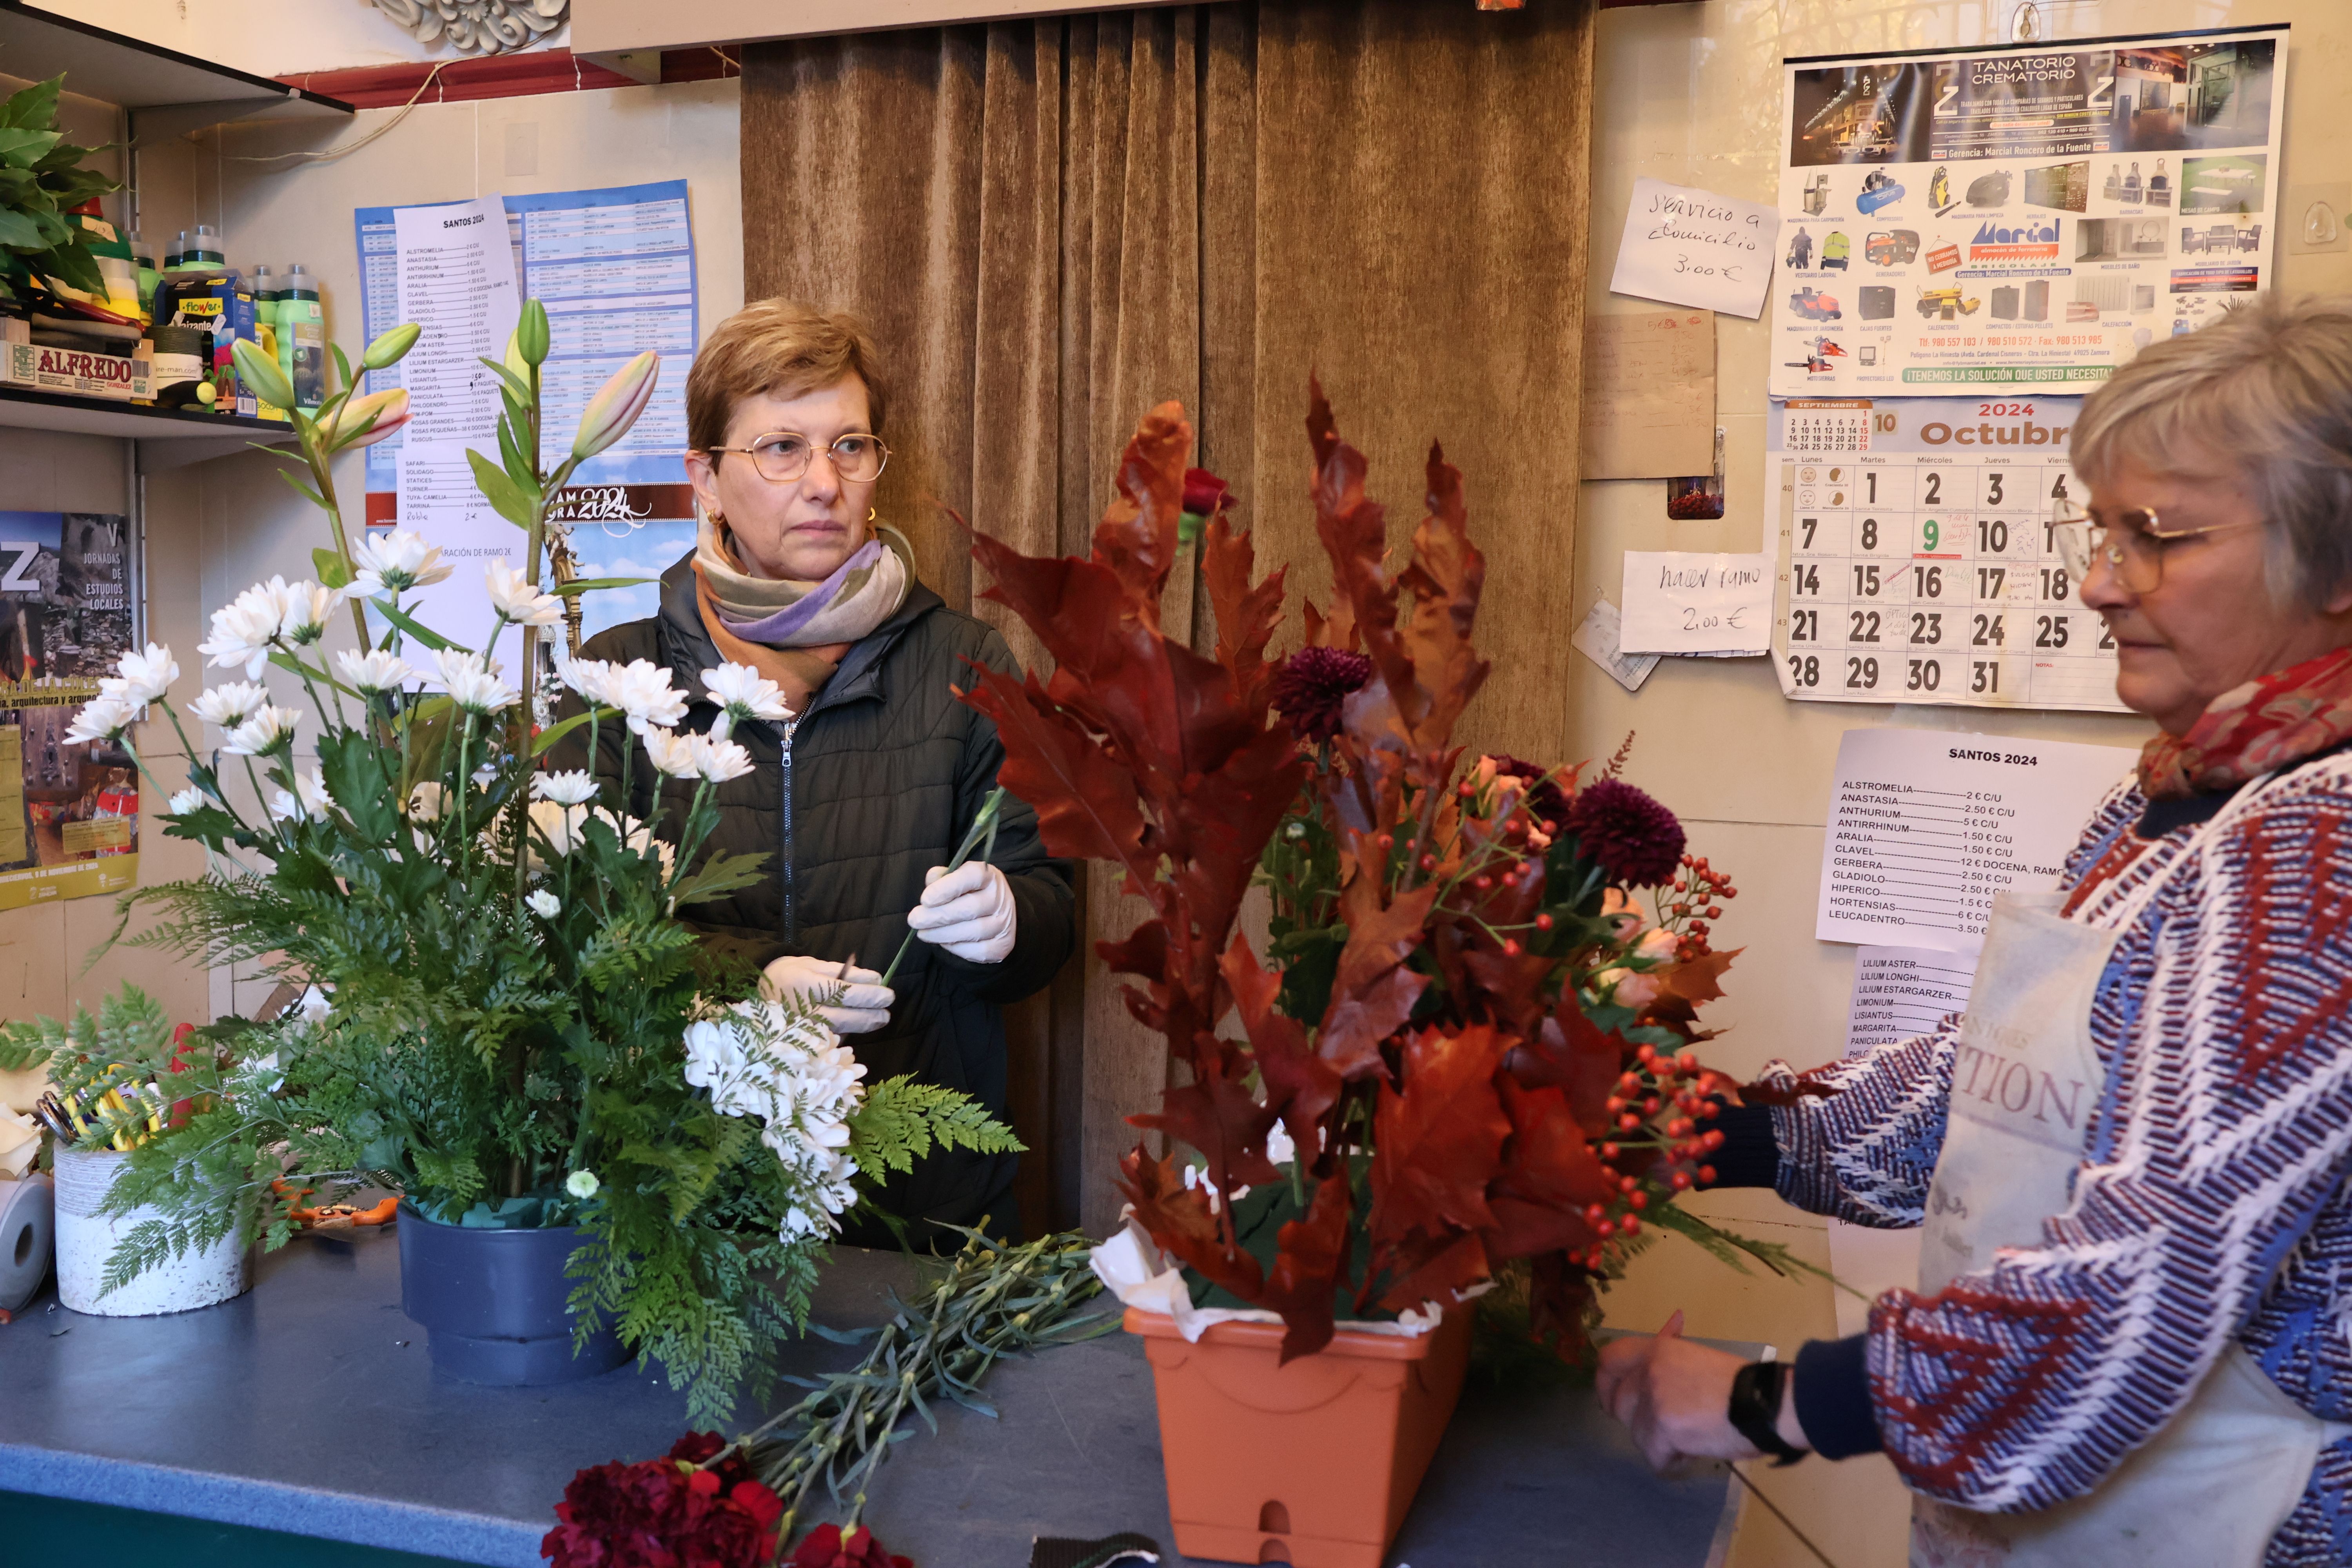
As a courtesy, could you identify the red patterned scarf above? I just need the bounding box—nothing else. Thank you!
[2139,646,2352,800]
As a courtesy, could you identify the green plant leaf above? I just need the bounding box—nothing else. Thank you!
[530,705,618,756]
[274,467,327,512]
[0,208,43,248]
[477,356,534,406]
[549,576,654,597]
[311,547,352,590]
[664,848,770,910]
[370,599,460,653]
[466,448,536,530]
[1,77,63,134]
[0,128,60,168]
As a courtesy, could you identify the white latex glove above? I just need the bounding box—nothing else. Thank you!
[906,862,1017,964]
[760,954,895,1034]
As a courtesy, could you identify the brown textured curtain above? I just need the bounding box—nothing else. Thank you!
[742,0,1595,1236]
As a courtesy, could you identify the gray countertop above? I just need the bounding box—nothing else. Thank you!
[0,1229,1739,1567]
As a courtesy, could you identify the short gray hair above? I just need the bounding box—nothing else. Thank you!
[2071,293,2352,608]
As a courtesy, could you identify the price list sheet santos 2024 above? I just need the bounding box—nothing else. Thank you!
[1770,395,2131,713]
[1815,727,2134,952]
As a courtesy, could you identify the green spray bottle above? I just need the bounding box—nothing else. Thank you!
[278,263,324,412]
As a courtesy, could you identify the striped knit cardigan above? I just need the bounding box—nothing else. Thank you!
[1757,750,2352,1565]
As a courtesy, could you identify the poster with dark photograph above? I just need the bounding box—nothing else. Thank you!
[1775,25,2286,396]
[0,512,140,909]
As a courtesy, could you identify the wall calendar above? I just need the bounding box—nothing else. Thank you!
[1768,396,2128,713]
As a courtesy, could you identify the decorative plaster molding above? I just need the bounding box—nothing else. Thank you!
[370,0,568,57]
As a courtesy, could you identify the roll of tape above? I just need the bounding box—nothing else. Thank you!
[0,1173,55,1314]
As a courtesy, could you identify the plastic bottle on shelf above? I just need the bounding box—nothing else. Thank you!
[151,226,256,416]
[278,264,325,412]
[127,231,159,317]
[247,264,287,421]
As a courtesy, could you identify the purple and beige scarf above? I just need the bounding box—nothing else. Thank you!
[691,514,912,716]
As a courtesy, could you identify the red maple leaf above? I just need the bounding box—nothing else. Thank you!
[1369,1024,1511,1240]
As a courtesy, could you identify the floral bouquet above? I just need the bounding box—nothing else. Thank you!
[0,305,1016,1423]
[963,385,1797,1363]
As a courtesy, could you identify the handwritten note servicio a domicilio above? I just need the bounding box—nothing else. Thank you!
[1608,178,1781,319]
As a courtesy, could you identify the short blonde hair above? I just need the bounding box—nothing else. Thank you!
[2072,294,2352,608]
[686,299,888,454]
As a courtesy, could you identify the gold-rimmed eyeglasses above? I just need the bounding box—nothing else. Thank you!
[2048,501,2261,593]
[704,432,890,485]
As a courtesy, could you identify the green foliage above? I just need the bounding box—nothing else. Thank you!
[846,1075,1027,1178]
[0,76,121,301]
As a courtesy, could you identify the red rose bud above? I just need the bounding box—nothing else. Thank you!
[1181,466,1230,517]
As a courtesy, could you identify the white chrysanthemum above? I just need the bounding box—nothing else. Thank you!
[407,781,445,822]
[198,579,294,679]
[565,1169,599,1200]
[532,770,599,807]
[348,530,452,597]
[188,681,269,730]
[608,659,688,735]
[166,787,206,816]
[682,1000,867,1243]
[277,581,343,647]
[111,643,178,706]
[268,766,332,823]
[222,704,301,757]
[701,662,791,740]
[433,647,518,715]
[63,693,134,747]
[692,733,754,784]
[555,656,619,708]
[295,986,331,1024]
[526,889,561,918]
[642,726,700,780]
[526,798,591,858]
[334,648,417,694]
[485,563,563,627]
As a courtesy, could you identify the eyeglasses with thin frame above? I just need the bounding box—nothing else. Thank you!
[702,432,891,486]
[2048,500,2261,593]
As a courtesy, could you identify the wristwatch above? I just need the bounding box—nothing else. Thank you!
[1728,1359,1808,1466]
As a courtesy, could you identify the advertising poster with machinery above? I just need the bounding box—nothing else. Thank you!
[1771,25,2287,396]
[0,513,141,908]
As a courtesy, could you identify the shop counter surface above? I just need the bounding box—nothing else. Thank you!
[0,1230,1740,1566]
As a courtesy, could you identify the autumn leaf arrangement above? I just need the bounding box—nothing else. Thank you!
[965,385,1806,1367]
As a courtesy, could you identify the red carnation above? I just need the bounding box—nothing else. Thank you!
[1562,777,1684,888]
[1270,646,1374,744]
[543,1436,780,1568]
[788,1522,913,1568]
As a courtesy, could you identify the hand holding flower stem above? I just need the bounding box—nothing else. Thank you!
[878,788,1005,989]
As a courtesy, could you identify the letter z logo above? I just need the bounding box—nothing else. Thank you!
[0,544,40,593]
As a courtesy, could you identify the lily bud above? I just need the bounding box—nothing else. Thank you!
[232,338,296,413]
[571,349,659,460]
[516,299,550,367]
[362,322,422,370]
[321,387,412,450]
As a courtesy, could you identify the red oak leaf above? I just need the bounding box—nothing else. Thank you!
[1370,1024,1511,1240]
[1511,1002,1633,1137]
[1220,935,1341,1164]
[958,664,1148,871]
[1201,511,1288,713]
[1368,1228,1490,1314]
[1259,1171,1353,1363]
[1116,1147,1265,1301]
[1128,1054,1283,1195]
[1481,1078,1614,1261]
[1318,875,1438,1079]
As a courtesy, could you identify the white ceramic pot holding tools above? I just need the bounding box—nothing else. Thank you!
[52,1146,250,1315]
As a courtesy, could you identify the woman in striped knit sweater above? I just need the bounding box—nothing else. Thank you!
[1598,294,2352,1567]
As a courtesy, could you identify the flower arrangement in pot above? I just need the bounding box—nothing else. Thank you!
[961,387,1801,1567]
[1,307,1016,1423]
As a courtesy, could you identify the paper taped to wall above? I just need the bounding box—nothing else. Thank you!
[1619,551,1772,656]
[1816,726,2133,952]
[1843,945,1972,1058]
[1571,597,1661,693]
[1581,309,1717,479]
[1609,177,1782,318]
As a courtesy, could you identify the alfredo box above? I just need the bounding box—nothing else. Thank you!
[1,318,154,402]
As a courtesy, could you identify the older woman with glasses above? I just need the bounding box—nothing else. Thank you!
[1598,294,2352,1568]
[554,299,1074,1241]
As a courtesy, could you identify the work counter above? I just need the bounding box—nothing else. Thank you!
[0,1230,1739,1566]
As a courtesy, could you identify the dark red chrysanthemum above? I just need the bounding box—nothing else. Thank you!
[788,1522,914,1568]
[1483,753,1570,830]
[1562,777,1684,888]
[543,1441,779,1568]
[1270,647,1374,744]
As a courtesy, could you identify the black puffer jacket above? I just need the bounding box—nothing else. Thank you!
[550,552,1075,1237]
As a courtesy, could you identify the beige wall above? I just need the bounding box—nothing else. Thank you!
[1582,3,2352,1564]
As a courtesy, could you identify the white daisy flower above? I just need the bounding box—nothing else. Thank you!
[63,693,134,747]
[485,563,563,628]
[198,579,294,679]
[700,662,791,739]
[347,530,452,598]
[555,656,619,708]
[532,770,599,807]
[110,643,178,706]
[526,889,561,918]
[223,704,301,757]
[642,726,701,780]
[691,732,755,784]
[565,1169,599,1200]
[432,648,519,716]
[608,659,689,736]
[166,787,207,816]
[276,581,343,647]
[188,681,270,730]
[267,766,333,823]
[334,648,417,695]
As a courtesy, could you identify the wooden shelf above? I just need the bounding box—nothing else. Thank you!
[0,384,295,470]
[0,1,354,124]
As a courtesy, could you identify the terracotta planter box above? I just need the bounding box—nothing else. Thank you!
[1126,1303,1472,1567]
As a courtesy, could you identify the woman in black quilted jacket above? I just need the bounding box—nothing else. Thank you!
[553,299,1074,1240]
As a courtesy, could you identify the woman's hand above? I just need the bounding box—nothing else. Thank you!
[906,863,1016,963]
[761,955,895,1034]
[1597,1310,1795,1470]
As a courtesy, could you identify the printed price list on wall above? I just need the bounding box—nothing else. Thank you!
[1769,397,2130,713]
[1816,728,2134,952]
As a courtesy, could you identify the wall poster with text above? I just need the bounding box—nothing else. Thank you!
[0,512,140,909]
[1771,25,2287,397]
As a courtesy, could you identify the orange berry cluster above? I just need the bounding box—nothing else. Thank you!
[1665,853,1737,958]
[1576,1043,1727,1271]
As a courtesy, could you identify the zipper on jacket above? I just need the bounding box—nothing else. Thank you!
[777,714,799,947]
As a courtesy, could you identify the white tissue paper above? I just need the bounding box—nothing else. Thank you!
[1089,1216,1452,1342]
[0,1104,39,1180]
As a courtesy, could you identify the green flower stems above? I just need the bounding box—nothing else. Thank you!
[878,788,1006,989]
